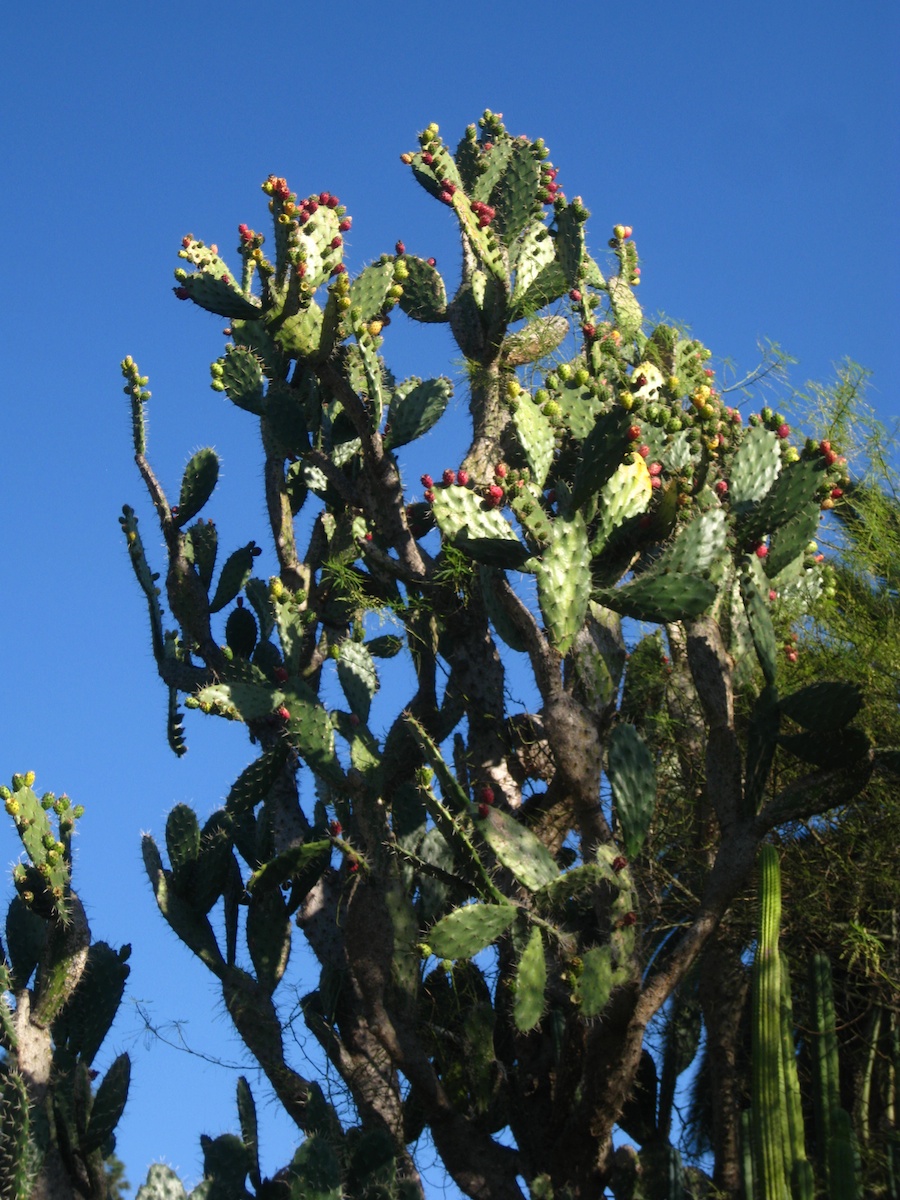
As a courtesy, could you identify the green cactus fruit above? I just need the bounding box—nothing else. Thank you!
[427,902,517,960]
[246,886,291,995]
[729,425,781,506]
[570,410,633,510]
[185,519,218,592]
[0,1069,30,1200]
[607,275,643,341]
[225,744,289,816]
[383,377,453,450]
[513,925,547,1032]
[135,1163,189,1200]
[213,344,265,414]
[511,389,555,489]
[81,1051,131,1155]
[225,604,258,658]
[476,807,558,892]
[176,448,219,527]
[607,724,656,859]
[595,571,717,624]
[778,681,863,732]
[208,544,256,613]
[739,557,778,685]
[535,511,591,655]
[396,256,448,322]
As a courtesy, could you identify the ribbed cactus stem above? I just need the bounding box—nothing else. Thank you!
[809,951,841,1185]
[779,950,813,1188]
[751,844,787,1199]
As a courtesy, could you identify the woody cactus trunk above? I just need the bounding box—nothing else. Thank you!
[120,114,878,1199]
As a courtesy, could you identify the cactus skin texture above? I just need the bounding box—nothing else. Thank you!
[1,775,131,1200]
[118,115,872,1199]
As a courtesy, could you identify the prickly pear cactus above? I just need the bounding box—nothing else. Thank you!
[1,774,131,1200]
[120,113,872,1200]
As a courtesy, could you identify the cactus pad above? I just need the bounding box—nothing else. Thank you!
[427,902,517,960]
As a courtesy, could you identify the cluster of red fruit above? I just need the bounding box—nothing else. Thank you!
[540,165,560,205]
[476,786,495,819]
[470,200,496,228]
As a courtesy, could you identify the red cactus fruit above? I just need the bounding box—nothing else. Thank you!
[442,469,456,486]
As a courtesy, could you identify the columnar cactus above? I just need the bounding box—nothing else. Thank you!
[1,775,131,1200]
[120,114,885,1199]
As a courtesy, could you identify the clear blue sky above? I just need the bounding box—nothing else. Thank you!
[2,1,898,1193]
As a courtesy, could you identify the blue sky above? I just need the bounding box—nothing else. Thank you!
[2,1,898,1193]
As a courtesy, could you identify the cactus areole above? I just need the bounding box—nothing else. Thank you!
[119,114,872,1199]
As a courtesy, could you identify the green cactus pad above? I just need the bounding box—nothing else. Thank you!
[778,681,862,731]
[595,571,717,624]
[179,270,262,320]
[502,316,568,369]
[729,426,781,505]
[6,783,70,917]
[208,544,255,613]
[476,807,559,892]
[135,1163,189,1200]
[285,681,342,785]
[185,520,217,592]
[235,1077,261,1191]
[607,724,657,859]
[594,454,653,550]
[273,298,324,359]
[452,533,533,570]
[225,604,258,658]
[492,140,542,243]
[349,260,396,324]
[214,345,265,415]
[744,686,781,816]
[431,484,523,546]
[289,1132,343,1200]
[479,566,528,653]
[511,390,555,489]
[510,483,554,550]
[246,838,331,897]
[246,886,291,995]
[225,744,289,816]
[738,456,824,546]
[175,449,219,527]
[575,945,618,1017]
[383,377,453,450]
[81,1051,131,1154]
[195,679,281,722]
[366,633,403,658]
[607,276,643,341]
[511,222,556,307]
[5,896,46,990]
[656,508,728,577]
[142,835,226,974]
[451,192,506,281]
[764,503,821,578]
[52,940,131,1065]
[165,803,201,892]
[739,558,778,685]
[427,902,517,960]
[397,256,448,322]
[0,1070,30,1200]
[336,641,379,723]
[513,925,547,1032]
[555,203,587,287]
[535,511,591,655]
[778,727,870,769]
[537,861,619,911]
[554,372,604,441]
[571,411,633,510]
